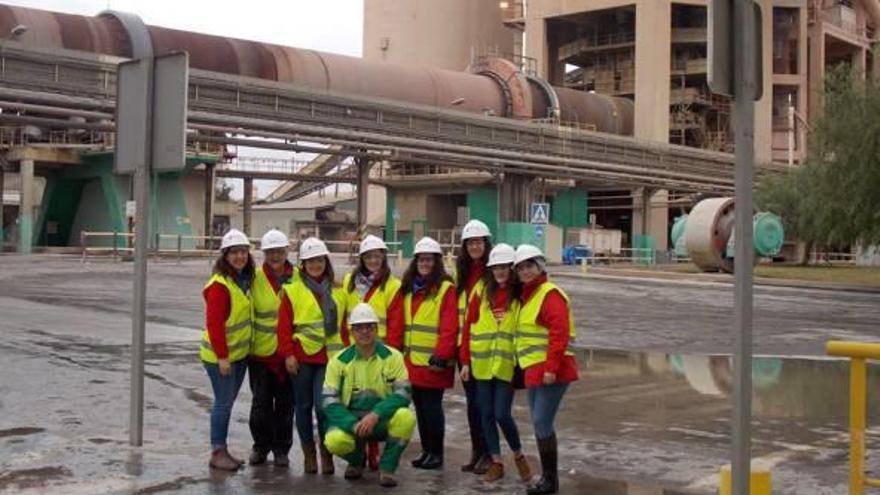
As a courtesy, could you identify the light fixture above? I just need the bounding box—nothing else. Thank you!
[499,1,510,9]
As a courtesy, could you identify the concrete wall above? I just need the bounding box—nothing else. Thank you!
[363,0,515,69]
[230,209,313,238]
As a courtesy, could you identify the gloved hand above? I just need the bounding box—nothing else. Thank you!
[428,355,449,370]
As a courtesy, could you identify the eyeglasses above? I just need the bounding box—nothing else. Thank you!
[352,325,376,334]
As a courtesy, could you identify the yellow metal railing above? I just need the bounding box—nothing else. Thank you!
[827,341,880,495]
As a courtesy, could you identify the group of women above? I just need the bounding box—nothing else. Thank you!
[200,219,577,494]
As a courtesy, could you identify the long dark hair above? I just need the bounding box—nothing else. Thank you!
[483,264,520,312]
[455,236,492,294]
[401,253,453,296]
[213,248,256,280]
[300,255,337,285]
[347,253,390,292]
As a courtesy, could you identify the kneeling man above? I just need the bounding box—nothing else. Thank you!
[323,303,415,487]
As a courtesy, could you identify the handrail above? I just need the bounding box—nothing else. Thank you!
[826,340,880,495]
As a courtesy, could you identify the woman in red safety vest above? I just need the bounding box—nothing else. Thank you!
[246,229,296,468]
[513,244,579,495]
[276,236,347,475]
[455,219,493,474]
[459,243,532,483]
[402,236,459,470]
[200,229,254,471]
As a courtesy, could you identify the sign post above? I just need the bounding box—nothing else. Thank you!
[709,1,762,493]
[115,52,188,447]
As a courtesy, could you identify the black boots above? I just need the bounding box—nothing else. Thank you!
[526,434,558,495]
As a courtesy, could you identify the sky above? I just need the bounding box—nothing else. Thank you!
[5,0,364,199]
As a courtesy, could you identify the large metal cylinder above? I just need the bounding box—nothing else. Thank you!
[0,4,634,134]
[684,197,735,273]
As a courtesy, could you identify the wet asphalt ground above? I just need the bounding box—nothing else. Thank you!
[2,254,880,494]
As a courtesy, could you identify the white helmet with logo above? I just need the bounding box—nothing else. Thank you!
[413,236,443,255]
[260,229,289,251]
[514,244,544,265]
[487,243,515,267]
[220,228,250,251]
[349,302,380,326]
[359,234,387,255]
[299,237,330,260]
[461,219,491,241]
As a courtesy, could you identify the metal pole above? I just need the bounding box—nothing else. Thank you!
[18,159,34,254]
[130,57,155,448]
[0,166,5,248]
[243,177,253,236]
[355,157,372,238]
[204,163,215,249]
[850,357,867,495]
[732,0,757,493]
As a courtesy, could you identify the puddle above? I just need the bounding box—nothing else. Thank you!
[0,427,45,438]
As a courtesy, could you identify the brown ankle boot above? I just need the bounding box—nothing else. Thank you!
[209,448,240,471]
[302,442,318,474]
[483,461,504,482]
[320,444,335,474]
[514,453,533,482]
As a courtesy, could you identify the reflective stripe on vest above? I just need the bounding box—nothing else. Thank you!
[200,273,253,364]
[457,278,484,345]
[470,292,518,382]
[281,279,346,357]
[515,282,576,369]
[404,280,453,367]
[342,272,402,340]
[250,265,281,357]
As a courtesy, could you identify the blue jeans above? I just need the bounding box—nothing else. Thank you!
[204,360,247,450]
[293,362,326,445]
[475,378,522,457]
[527,383,569,440]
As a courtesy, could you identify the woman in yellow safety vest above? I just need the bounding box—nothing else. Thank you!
[459,243,532,483]
[341,233,404,471]
[276,236,346,475]
[402,236,459,470]
[455,219,493,474]
[201,228,254,471]
[246,229,296,468]
[513,244,579,495]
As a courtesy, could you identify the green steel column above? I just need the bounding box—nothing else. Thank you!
[18,159,34,254]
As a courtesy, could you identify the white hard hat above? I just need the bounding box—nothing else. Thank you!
[487,243,515,267]
[514,244,544,265]
[299,237,330,260]
[359,234,387,255]
[260,229,289,251]
[461,219,491,241]
[220,228,250,251]
[348,302,379,326]
[413,236,442,255]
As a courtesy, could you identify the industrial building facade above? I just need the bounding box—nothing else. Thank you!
[364,0,879,252]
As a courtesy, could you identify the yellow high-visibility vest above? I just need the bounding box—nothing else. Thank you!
[457,277,485,345]
[200,273,253,363]
[470,289,519,382]
[404,280,454,367]
[341,272,402,340]
[250,265,285,357]
[515,282,576,369]
[281,279,346,357]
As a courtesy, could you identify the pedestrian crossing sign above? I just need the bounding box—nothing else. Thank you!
[530,203,549,224]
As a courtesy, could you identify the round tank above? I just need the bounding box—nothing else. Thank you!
[670,214,689,257]
[752,212,784,257]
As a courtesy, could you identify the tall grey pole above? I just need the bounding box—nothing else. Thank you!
[732,0,757,492]
[130,57,154,447]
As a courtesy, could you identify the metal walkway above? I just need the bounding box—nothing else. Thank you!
[0,42,784,193]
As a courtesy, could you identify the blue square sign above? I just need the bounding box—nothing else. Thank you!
[530,203,550,224]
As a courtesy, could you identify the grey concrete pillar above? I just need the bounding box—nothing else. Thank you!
[243,177,253,237]
[356,158,373,237]
[18,159,34,254]
[203,164,215,248]
[499,173,532,222]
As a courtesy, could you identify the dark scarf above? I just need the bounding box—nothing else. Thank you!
[233,269,252,294]
[303,274,338,337]
[412,275,429,294]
